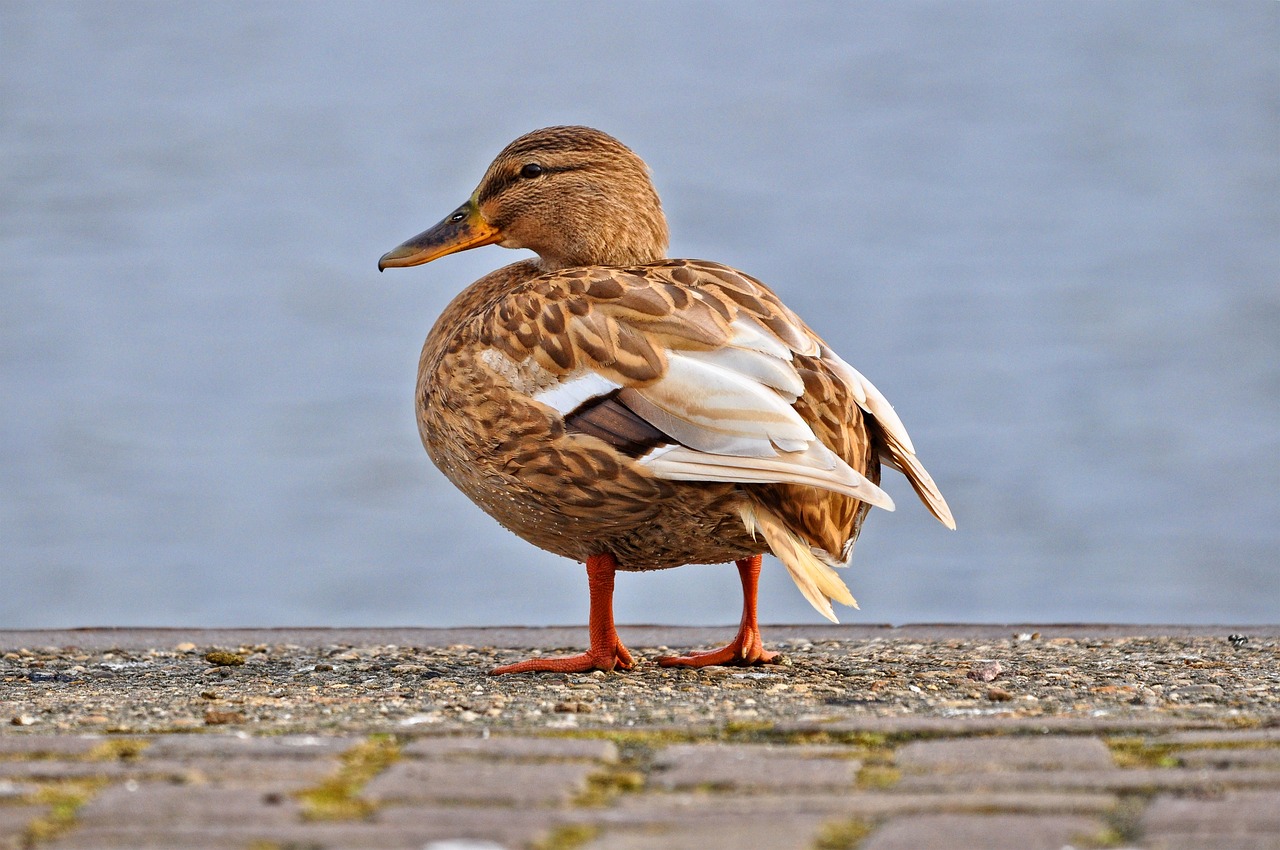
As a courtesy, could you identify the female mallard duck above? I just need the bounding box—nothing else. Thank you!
[380,126,954,674]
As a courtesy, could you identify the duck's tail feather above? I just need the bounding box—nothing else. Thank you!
[738,501,858,623]
[879,433,956,530]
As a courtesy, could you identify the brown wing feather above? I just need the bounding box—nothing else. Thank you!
[565,390,670,457]
[474,259,811,384]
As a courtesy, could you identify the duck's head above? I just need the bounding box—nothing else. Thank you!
[380,126,670,273]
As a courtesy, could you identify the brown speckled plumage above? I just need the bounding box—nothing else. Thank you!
[381,126,954,648]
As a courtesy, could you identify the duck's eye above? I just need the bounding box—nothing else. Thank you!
[520,163,543,179]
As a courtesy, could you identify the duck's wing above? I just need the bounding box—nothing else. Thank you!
[469,259,953,620]
[472,261,879,506]
[472,259,952,524]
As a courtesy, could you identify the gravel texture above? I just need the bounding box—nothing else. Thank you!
[1,626,1275,735]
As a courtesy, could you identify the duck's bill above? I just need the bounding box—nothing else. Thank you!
[378,201,501,271]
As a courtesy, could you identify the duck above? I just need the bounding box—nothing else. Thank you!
[379,126,954,675]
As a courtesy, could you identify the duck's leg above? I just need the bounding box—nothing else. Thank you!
[490,553,635,675]
[657,555,780,668]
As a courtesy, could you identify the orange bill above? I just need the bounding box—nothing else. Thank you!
[378,200,501,271]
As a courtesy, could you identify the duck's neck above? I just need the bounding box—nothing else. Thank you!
[533,197,670,271]
[535,239,668,272]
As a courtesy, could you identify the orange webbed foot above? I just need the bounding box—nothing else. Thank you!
[491,642,634,675]
[658,555,779,668]
[657,629,779,668]
[490,553,634,676]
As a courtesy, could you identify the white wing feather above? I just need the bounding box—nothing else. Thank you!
[620,350,812,456]
[642,443,895,512]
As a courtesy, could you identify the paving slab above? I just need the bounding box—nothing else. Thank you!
[141,733,357,758]
[47,831,310,850]
[859,813,1108,850]
[897,766,1280,794]
[0,756,337,788]
[377,805,563,845]
[603,789,1119,819]
[365,758,598,806]
[650,743,860,791]
[1179,748,1280,769]
[1142,838,1280,850]
[70,782,303,828]
[402,735,618,762]
[582,812,829,850]
[0,806,45,846]
[895,734,1116,772]
[1140,789,1280,841]
[0,761,141,781]
[160,756,339,788]
[1159,729,1280,745]
[0,736,108,756]
[46,827,520,850]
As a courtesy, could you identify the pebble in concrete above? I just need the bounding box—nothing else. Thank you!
[779,715,1229,737]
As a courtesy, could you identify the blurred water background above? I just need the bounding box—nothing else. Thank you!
[2,2,1277,629]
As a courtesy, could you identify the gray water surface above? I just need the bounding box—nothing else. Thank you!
[2,2,1277,628]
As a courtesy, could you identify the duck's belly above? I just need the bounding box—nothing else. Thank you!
[454,471,760,570]
[418,373,759,569]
